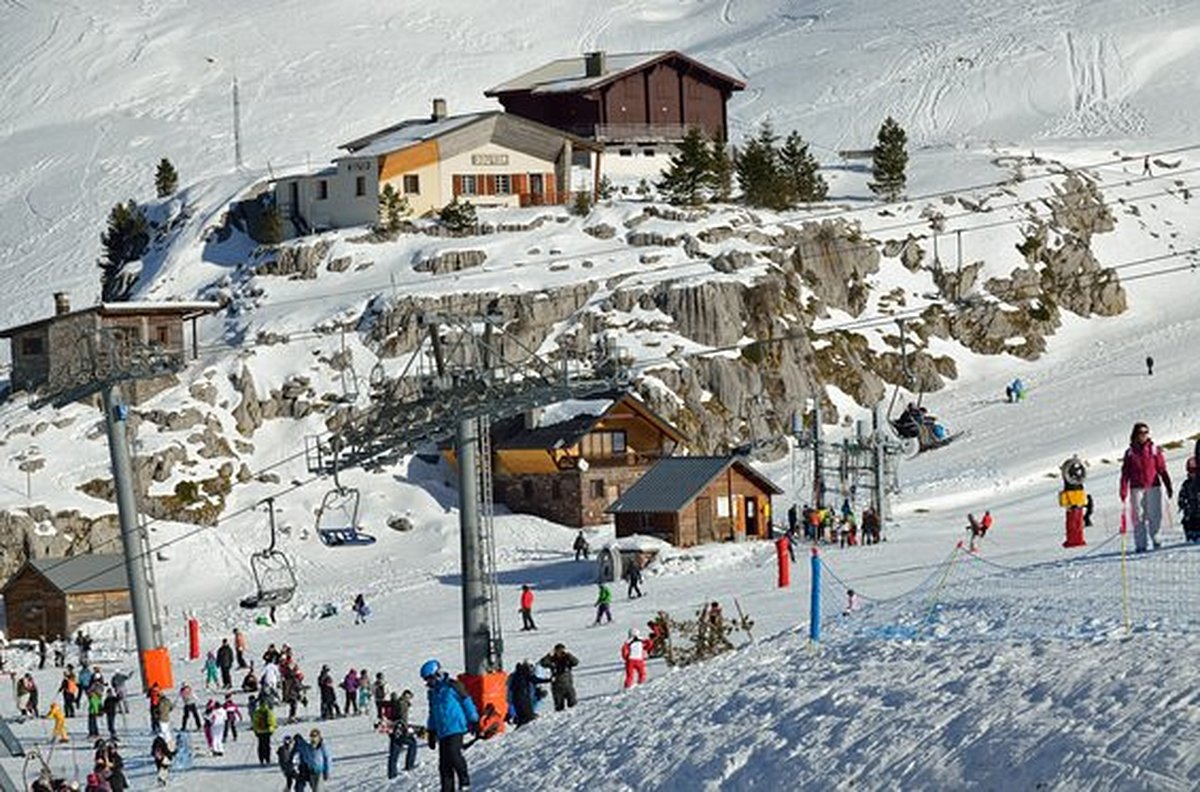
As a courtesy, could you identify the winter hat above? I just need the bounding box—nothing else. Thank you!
[628,629,640,640]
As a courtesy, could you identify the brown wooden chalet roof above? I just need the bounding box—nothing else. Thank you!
[0,301,219,339]
[607,456,782,514]
[490,390,687,451]
[485,50,746,97]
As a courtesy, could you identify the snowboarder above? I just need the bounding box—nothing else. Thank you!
[352,593,369,625]
[594,582,613,625]
[293,728,332,792]
[538,643,579,712]
[421,659,479,792]
[519,584,537,631]
[573,531,590,561]
[1179,457,1200,542]
[624,562,643,599]
[1146,355,1155,376]
[1120,422,1172,552]
[621,630,652,689]
[251,697,277,765]
[382,689,419,778]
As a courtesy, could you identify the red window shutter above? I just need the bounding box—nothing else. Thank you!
[513,174,528,195]
[485,175,496,195]
[545,172,557,204]
[452,174,462,196]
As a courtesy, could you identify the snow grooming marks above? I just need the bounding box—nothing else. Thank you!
[1049,31,1146,137]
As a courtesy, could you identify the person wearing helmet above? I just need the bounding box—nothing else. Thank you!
[1180,456,1200,543]
[621,629,652,689]
[421,660,478,792]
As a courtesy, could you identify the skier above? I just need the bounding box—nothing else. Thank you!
[594,582,613,625]
[356,669,371,716]
[421,658,479,792]
[341,668,360,716]
[1179,457,1200,542]
[203,651,220,690]
[293,728,332,792]
[216,639,235,690]
[624,562,643,599]
[1146,355,1155,376]
[318,665,340,720]
[86,684,102,738]
[372,672,389,720]
[205,699,227,756]
[383,689,419,778]
[175,680,199,731]
[538,643,579,712]
[621,630,652,689]
[1143,155,1152,176]
[1120,422,1172,552]
[222,693,242,744]
[519,584,537,631]
[102,687,120,740]
[251,697,277,766]
[59,668,78,718]
[573,531,590,561]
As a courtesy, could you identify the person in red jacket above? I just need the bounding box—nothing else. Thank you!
[1120,422,1173,553]
[519,584,537,631]
[621,630,652,689]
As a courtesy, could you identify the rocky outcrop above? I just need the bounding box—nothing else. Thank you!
[254,239,332,279]
[790,220,880,315]
[0,508,121,582]
[412,249,487,274]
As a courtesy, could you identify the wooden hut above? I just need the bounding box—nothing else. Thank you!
[2,555,130,640]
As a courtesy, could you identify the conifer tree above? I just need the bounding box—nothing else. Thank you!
[779,131,828,203]
[710,139,734,202]
[378,184,410,233]
[155,158,179,198]
[98,200,149,301]
[439,197,477,233]
[657,126,716,206]
[869,116,908,202]
[736,121,787,210]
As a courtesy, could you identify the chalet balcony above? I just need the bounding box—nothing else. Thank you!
[593,123,690,143]
[558,450,666,470]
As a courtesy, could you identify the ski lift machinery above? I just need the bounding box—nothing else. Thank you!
[315,451,377,547]
[239,497,298,609]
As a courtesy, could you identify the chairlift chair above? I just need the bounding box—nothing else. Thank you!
[885,318,957,455]
[315,486,377,547]
[239,498,298,610]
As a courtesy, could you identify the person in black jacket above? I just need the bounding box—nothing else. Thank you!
[538,643,579,712]
[216,639,235,690]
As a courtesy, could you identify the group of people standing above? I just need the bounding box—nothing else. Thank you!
[1121,424,1200,552]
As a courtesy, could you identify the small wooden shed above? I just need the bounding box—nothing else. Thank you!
[2,555,131,640]
[607,456,782,547]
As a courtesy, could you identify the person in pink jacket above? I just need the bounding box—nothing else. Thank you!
[1120,422,1173,552]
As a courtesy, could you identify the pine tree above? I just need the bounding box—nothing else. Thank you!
[438,197,477,233]
[571,189,593,216]
[869,116,909,202]
[656,126,716,206]
[155,158,179,198]
[378,184,409,233]
[710,140,734,203]
[736,121,787,209]
[779,131,828,204]
[98,200,149,301]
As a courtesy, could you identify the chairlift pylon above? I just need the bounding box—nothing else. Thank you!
[239,497,298,609]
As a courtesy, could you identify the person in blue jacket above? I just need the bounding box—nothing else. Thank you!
[422,659,479,792]
[292,727,332,792]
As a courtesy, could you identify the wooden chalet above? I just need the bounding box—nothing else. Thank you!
[484,50,746,144]
[607,456,782,547]
[488,392,687,527]
[2,554,131,640]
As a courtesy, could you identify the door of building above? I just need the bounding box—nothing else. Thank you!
[744,496,758,538]
[695,496,713,544]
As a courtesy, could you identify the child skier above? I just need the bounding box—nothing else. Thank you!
[594,583,613,625]
[1180,457,1200,542]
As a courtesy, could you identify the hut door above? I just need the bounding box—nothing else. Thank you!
[744,496,758,538]
[695,496,713,544]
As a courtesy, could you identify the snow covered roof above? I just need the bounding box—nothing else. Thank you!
[339,112,495,156]
[490,391,685,451]
[484,51,746,96]
[5,554,129,595]
[607,456,781,514]
[0,301,220,338]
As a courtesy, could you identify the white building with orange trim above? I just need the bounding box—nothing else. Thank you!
[273,100,600,236]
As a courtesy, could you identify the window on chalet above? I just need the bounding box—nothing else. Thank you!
[317,180,329,200]
[460,175,478,195]
[580,430,627,458]
[618,149,633,157]
[355,176,366,197]
[590,479,605,499]
[20,336,44,356]
[403,174,420,194]
[154,325,171,346]
[494,174,511,195]
[644,149,656,157]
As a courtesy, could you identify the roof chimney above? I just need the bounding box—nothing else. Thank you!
[431,98,447,121]
[584,51,606,78]
[53,292,70,316]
